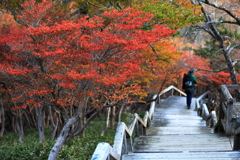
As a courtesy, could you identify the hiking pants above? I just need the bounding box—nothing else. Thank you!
[186,88,194,107]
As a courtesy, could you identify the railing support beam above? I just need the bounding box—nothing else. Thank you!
[233,117,240,150]
[225,101,233,136]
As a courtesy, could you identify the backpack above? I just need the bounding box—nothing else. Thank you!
[185,81,192,87]
[184,80,193,93]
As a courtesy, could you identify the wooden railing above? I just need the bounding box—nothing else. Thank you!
[195,85,240,150]
[91,85,186,160]
[215,85,235,136]
[194,91,217,127]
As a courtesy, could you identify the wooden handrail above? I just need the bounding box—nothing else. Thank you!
[224,84,240,90]
[220,85,234,102]
[195,91,210,111]
[194,91,218,129]
[160,85,186,97]
[91,86,184,160]
[217,85,234,136]
[195,85,240,150]
[234,117,240,150]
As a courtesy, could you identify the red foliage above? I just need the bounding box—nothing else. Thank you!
[0,0,177,110]
[179,51,235,86]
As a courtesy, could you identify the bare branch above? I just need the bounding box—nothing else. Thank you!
[195,67,228,72]
[200,3,224,43]
[192,25,215,38]
[189,0,197,5]
[150,44,172,64]
[116,3,123,9]
[86,0,109,9]
[206,21,238,25]
[227,43,240,54]
[201,0,240,25]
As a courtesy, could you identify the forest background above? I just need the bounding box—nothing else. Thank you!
[0,0,240,159]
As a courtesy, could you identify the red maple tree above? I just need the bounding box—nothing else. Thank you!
[0,0,177,158]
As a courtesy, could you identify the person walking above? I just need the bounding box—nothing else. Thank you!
[183,69,197,109]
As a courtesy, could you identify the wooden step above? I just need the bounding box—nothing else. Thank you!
[126,96,238,160]
[146,126,213,135]
[133,134,233,152]
[150,118,206,127]
[122,151,240,160]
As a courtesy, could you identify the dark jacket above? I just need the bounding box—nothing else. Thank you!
[185,73,197,89]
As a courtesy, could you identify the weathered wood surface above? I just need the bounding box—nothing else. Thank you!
[133,134,232,152]
[122,96,238,160]
[225,84,240,90]
[221,85,234,102]
[122,152,240,160]
[91,95,157,160]
[91,86,187,160]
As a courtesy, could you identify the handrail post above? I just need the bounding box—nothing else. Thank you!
[211,111,217,128]
[214,96,224,133]
[233,117,240,150]
[225,100,233,136]
[121,132,128,155]
[134,119,139,137]
[138,121,143,135]
[158,94,161,104]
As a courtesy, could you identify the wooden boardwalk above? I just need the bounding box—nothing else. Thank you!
[122,96,240,160]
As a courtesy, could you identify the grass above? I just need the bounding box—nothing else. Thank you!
[0,112,132,160]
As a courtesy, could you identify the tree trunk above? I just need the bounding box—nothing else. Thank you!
[197,1,240,100]
[15,114,24,143]
[74,111,98,137]
[51,117,59,140]
[11,117,16,133]
[31,109,38,128]
[37,106,44,143]
[49,106,59,140]
[0,99,5,137]
[118,104,124,122]
[100,107,110,136]
[66,110,99,142]
[110,106,116,127]
[48,116,79,160]
[23,110,32,129]
[222,51,240,101]
[19,110,24,140]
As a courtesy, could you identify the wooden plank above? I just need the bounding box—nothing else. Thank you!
[222,103,227,115]
[221,119,226,132]
[113,123,127,155]
[160,86,186,97]
[122,152,240,160]
[201,104,209,120]
[221,85,233,102]
[146,126,213,135]
[225,84,240,90]
[225,103,233,136]
[150,119,206,127]
[91,143,119,160]
[133,134,232,152]
[122,96,237,160]
[211,111,217,127]
[234,117,240,150]
[215,102,225,133]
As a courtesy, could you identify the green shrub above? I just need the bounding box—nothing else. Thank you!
[136,111,146,118]
[0,112,132,160]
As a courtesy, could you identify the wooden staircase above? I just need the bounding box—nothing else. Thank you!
[122,96,240,160]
